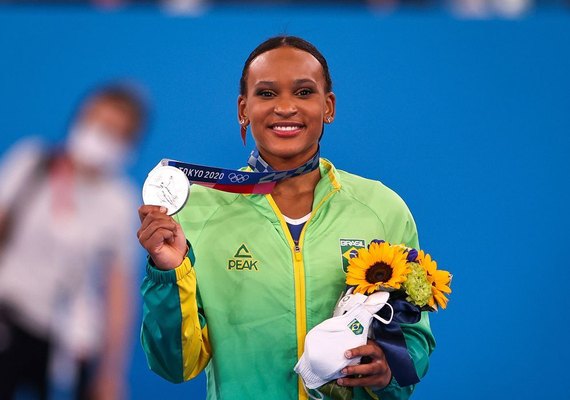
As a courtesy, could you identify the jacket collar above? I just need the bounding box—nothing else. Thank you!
[242,158,341,224]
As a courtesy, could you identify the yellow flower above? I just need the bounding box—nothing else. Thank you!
[417,250,452,310]
[346,242,410,294]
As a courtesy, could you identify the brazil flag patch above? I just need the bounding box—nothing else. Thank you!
[339,239,366,273]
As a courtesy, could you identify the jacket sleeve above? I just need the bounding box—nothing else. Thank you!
[368,202,437,399]
[140,245,211,383]
[368,312,436,399]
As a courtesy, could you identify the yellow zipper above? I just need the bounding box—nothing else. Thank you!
[266,183,340,400]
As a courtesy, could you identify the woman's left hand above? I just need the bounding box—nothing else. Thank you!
[337,339,392,390]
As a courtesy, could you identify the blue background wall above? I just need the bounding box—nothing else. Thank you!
[1,6,569,399]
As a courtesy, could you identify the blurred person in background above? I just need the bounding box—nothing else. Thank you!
[448,0,531,18]
[0,83,148,400]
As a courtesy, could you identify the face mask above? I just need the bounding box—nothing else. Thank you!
[67,123,131,174]
[333,287,393,321]
[294,290,393,395]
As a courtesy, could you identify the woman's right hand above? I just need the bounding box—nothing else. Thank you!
[137,205,188,270]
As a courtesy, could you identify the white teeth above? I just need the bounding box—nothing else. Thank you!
[273,125,301,131]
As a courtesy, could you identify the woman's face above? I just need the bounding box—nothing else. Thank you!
[238,46,335,167]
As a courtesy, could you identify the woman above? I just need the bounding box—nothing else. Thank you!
[138,36,435,400]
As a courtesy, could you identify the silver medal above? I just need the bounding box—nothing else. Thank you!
[142,165,190,215]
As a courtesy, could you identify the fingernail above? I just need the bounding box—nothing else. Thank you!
[345,351,352,358]
[337,379,344,386]
[160,207,167,213]
[341,368,347,375]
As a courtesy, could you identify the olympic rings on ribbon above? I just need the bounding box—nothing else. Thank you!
[228,173,250,183]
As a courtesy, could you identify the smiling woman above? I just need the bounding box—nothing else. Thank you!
[238,41,335,173]
[238,43,336,219]
[138,36,435,400]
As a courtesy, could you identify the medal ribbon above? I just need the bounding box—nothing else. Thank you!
[163,148,320,194]
[371,297,422,387]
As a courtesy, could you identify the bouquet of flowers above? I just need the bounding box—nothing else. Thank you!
[346,239,451,311]
[301,239,452,400]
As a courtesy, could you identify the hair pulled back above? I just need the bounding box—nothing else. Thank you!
[239,36,333,96]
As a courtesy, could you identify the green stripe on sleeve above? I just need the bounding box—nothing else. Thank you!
[140,261,186,383]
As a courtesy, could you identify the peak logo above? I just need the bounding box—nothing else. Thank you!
[233,244,251,258]
[227,244,259,271]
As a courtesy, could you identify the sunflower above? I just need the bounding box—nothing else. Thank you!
[346,241,410,294]
[416,250,452,310]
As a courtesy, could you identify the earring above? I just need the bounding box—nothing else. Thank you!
[240,120,248,145]
[326,116,333,123]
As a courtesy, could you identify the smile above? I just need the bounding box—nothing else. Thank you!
[273,125,301,131]
[269,122,305,137]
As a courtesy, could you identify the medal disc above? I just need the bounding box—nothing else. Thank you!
[142,166,190,215]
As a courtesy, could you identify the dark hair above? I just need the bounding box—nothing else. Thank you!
[239,36,333,96]
[89,83,149,135]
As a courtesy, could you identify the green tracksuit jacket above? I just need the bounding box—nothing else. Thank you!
[141,159,436,400]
